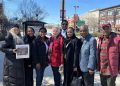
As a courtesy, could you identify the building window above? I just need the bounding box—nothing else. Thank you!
[100,12,106,17]
[100,21,105,24]
[100,22,103,24]
[118,28,120,32]
[116,19,120,25]
[117,10,120,15]
[108,11,113,16]
[107,20,114,24]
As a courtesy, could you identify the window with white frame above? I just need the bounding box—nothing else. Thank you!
[100,20,105,24]
[107,20,114,24]
[117,10,120,15]
[100,12,105,17]
[108,11,113,16]
[116,19,120,25]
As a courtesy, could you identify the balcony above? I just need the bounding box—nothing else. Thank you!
[116,15,120,18]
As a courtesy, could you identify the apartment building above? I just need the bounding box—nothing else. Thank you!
[79,9,100,33]
[99,5,120,32]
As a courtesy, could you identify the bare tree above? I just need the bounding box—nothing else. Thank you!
[18,0,47,21]
[86,16,99,32]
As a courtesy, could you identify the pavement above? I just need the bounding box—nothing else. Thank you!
[38,67,120,86]
[0,41,120,86]
[0,64,120,86]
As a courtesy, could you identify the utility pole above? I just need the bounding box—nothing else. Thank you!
[62,0,65,22]
[60,0,66,23]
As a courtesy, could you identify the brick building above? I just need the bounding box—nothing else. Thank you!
[99,5,120,32]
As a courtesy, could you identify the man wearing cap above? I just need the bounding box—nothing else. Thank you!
[97,23,120,86]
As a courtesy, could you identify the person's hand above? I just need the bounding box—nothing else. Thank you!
[48,48,52,57]
[89,69,94,75]
[48,48,52,54]
[36,63,41,69]
[119,70,120,74]
[59,64,64,74]
[60,64,63,68]
[28,65,31,67]
[73,67,77,72]
[13,49,17,53]
[48,55,51,60]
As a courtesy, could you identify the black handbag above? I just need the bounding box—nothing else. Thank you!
[71,76,82,86]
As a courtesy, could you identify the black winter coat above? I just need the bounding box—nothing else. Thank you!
[33,36,50,67]
[63,37,82,86]
[1,33,25,86]
[23,35,36,66]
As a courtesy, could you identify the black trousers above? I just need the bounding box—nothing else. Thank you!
[25,66,33,86]
[51,66,61,86]
[100,74,117,86]
[63,63,73,86]
[82,72,94,86]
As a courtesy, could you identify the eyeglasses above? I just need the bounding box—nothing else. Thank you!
[62,23,67,25]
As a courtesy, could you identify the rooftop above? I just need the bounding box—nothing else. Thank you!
[100,4,120,11]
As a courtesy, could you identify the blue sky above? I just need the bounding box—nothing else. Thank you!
[3,0,120,24]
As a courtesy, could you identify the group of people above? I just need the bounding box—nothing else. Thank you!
[0,20,120,86]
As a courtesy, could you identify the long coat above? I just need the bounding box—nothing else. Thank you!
[1,33,25,86]
[23,35,36,86]
[23,35,36,66]
[63,37,82,86]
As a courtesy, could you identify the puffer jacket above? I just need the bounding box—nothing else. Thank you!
[97,32,120,76]
[1,33,25,86]
[49,34,64,67]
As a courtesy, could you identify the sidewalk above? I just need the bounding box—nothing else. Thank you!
[38,66,120,86]
[0,45,120,86]
[0,67,120,86]
[40,73,120,86]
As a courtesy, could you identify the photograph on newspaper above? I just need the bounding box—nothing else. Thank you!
[16,44,29,59]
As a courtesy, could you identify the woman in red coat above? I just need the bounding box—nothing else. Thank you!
[49,27,64,86]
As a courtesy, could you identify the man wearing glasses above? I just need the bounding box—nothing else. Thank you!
[97,23,120,86]
[61,20,68,38]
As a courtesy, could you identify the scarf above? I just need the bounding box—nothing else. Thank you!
[9,31,24,45]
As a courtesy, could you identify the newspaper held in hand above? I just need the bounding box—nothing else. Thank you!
[16,44,29,59]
